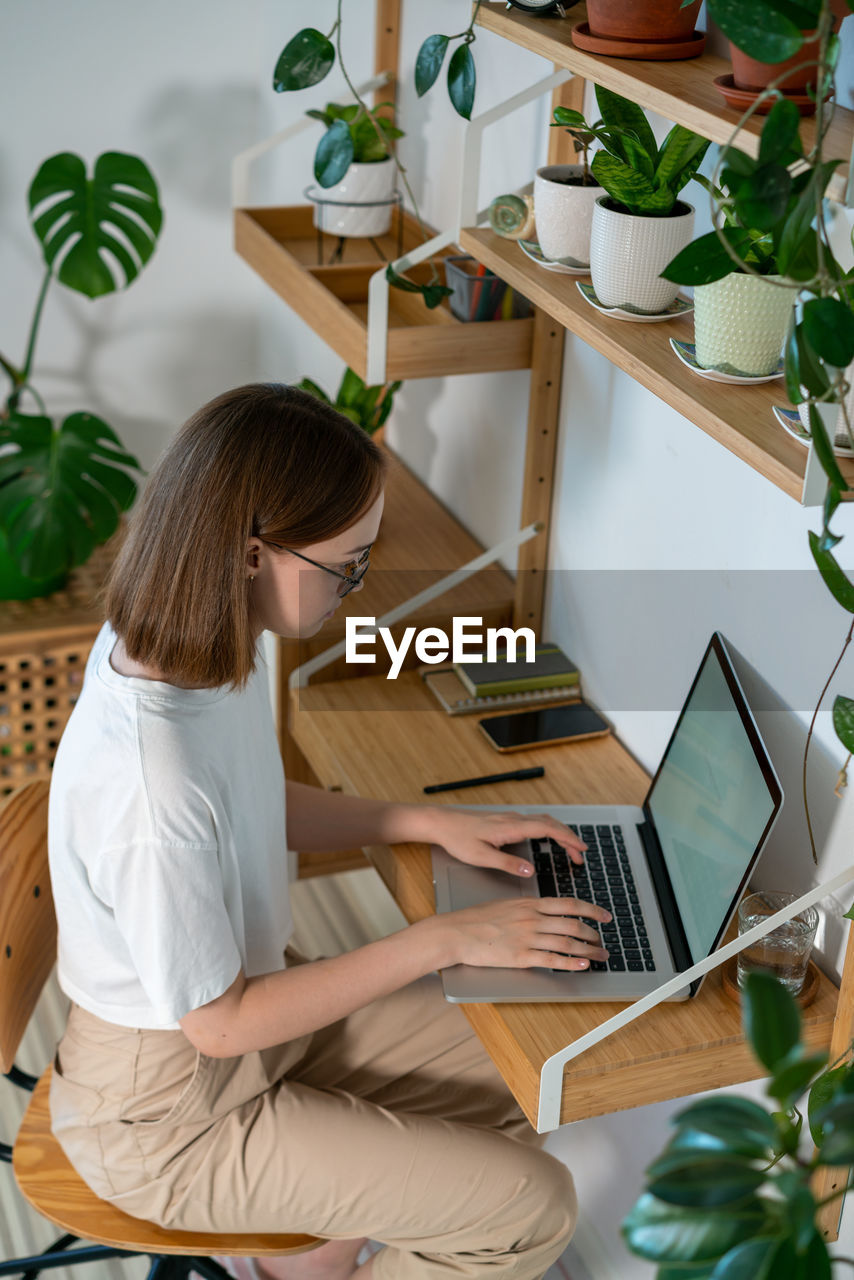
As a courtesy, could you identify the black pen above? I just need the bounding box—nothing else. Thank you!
[423,766,545,794]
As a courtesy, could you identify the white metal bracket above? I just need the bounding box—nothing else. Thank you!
[537,864,854,1132]
[289,520,542,690]
[801,439,830,507]
[231,72,393,209]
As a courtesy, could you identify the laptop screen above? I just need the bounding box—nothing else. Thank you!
[645,634,783,965]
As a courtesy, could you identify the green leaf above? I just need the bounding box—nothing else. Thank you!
[662,228,755,285]
[374,380,401,430]
[741,972,802,1073]
[0,410,142,579]
[735,164,792,231]
[673,1098,779,1159]
[767,1047,828,1106]
[314,119,354,188]
[591,152,674,215]
[28,151,162,298]
[622,1192,772,1265]
[803,297,854,369]
[447,44,475,120]
[273,28,335,92]
[785,325,831,402]
[808,403,849,493]
[655,126,711,194]
[708,1237,780,1280]
[553,106,588,128]
[385,265,452,310]
[415,34,450,97]
[833,697,854,756]
[594,85,658,163]
[759,97,803,166]
[336,366,367,409]
[706,0,805,62]
[810,531,854,610]
[777,163,837,278]
[646,1153,767,1208]
[296,378,332,404]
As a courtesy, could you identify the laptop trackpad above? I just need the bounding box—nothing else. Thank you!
[448,865,525,910]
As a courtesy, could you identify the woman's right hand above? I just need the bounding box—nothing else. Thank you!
[440,897,612,971]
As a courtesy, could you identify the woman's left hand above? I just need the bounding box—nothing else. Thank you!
[422,807,587,879]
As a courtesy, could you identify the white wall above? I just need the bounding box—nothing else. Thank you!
[5,1,854,1274]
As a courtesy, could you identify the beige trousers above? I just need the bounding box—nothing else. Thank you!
[50,956,576,1279]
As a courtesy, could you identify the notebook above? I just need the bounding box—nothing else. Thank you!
[431,632,783,1003]
[455,644,579,697]
[421,665,582,717]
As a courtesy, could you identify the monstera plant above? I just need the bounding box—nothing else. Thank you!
[0,151,162,598]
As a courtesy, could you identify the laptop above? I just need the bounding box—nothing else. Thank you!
[431,632,783,1003]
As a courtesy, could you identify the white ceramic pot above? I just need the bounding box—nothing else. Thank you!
[533,165,605,266]
[313,157,396,238]
[589,197,694,314]
[694,273,796,376]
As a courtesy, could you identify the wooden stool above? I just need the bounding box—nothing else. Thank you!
[0,782,324,1280]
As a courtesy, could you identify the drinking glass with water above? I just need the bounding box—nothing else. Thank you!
[736,890,819,996]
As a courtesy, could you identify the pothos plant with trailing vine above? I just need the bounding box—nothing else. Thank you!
[272,1,482,309]
[664,0,854,864]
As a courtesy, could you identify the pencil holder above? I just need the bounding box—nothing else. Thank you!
[445,256,507,323]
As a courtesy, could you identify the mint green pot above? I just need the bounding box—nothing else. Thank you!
[693,273,796,377]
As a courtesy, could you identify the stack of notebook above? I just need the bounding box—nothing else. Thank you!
[421,644,581,716]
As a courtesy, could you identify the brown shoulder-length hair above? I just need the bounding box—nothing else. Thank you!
[105,383,386,688]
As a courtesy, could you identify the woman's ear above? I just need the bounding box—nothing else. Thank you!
[245,538,263,577]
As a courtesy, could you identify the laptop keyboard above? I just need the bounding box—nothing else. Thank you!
[530,824,656,974]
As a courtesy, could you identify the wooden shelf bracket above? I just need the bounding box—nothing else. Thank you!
[537,864,854,1133]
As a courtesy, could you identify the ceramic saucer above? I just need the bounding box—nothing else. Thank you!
[713,74,824,118]
[571,22,705,60]
[670,338,784,383]
[773,404,854,457]
[519,239,589,275]
[577,281,693,322]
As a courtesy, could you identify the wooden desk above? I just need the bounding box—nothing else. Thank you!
[290,670,840,1129]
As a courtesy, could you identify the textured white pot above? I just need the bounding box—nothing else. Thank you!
[694,273,796,376]
[589,198,694,313]
[313,157,396,238]
[533,165,605,266]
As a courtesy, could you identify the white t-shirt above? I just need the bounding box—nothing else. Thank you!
[48,623,293,1029]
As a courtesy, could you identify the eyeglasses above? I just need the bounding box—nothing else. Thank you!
[278,544,372,597]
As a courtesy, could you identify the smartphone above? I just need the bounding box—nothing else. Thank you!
[478,701,611,753]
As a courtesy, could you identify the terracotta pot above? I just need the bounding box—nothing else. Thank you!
[586,0,702,42]
[730,5,847,93]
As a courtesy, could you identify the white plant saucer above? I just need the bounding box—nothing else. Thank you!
[773,404,854,458]
[518,239,589,274]
[578,282,693,322]
[669,338,784,384]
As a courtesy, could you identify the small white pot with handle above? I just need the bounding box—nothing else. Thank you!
[533,165,605,266]
[694,273,796,376]
[313,157,396,238]
[589,197,694,314]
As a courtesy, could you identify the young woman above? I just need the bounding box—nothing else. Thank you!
[47,383,611,1280]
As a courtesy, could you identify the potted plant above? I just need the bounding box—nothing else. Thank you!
[297,367,401,441]
[573,0,705,59]
[722,0,849,104]
[306,100,404,239]
[0,151,160,600]
[573,86,710,314]
[272,10,483,309]
[531,107,605,267]
[624,968,854,1275]
[664,172,798,376]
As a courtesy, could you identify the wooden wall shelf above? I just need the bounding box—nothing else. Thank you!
[476,2,853,201]
[234,206,534,382]
[288,667,840,1128]
[459,226,854,501]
